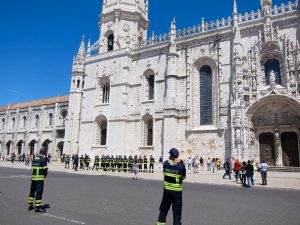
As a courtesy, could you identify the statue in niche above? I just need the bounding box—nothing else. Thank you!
[250,130,255,145]
[244,76,249,88]
[236,128,241,139]
[290,71,296,87]
[270,70,276,89]
[275,129,280,145]
[252,77,257,91]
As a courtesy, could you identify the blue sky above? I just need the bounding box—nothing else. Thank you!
[0,0,289,106]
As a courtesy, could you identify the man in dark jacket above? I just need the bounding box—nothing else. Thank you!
[223,159,231,179]
[245,160,254,188]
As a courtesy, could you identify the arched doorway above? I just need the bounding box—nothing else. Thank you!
[28,140,36,156]
[281,132,299,167]
[247,94,300,167]
[17,140,23,155]
[6,141,12,155]
[57,141,64,157]
[42,139,51,155]
[259,133,275,166]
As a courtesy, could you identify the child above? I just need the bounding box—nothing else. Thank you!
[133,161,139,180]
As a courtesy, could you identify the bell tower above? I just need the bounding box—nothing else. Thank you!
[99,0,149,53]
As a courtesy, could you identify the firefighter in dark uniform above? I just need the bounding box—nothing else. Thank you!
[65,155,70,169]
[85,155,91,170]
[123,155,128,172]
[111,155,115,172]
[28,148,48,213]
[138,156,143,172]
[143,156,148,173]
[128,155,134,172]
[102,155,106,171]
[73,154,79,171]
[156,148,186,225]
[93,155,100,170]
[100,154,104,170]
[149,155,155,173]
[106,155,110,171]
[72,154,75,169]
[79,155,84,170]
[118,155,123,172]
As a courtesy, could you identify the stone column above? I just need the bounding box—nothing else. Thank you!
[275,130,283,166]
[21,142,24,154]
[34,142,38,154]
[10,142,13,154]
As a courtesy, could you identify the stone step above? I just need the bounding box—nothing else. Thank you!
[269,166,300,172]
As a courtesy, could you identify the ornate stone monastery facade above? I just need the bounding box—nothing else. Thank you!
[1,0,300,166]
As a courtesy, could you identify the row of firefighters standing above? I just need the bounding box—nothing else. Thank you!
[28,148,186,225]
[64,154,160,173]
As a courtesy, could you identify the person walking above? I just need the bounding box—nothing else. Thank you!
[259,160,269,185]
[211,158,216,173]
[233,159,242,183]
[65,155,70,169]
[133,160,139,180]
[245,160,254,188]
[216,158,221,171]
[223,159,231,179]
[200,157,204,170]
[188,157,192,170]
[207,158,211,171]
[156,148,186,225]
[241,161,247,186]
[28,148,48,213]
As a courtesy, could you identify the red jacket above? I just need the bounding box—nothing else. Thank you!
[234,162,242,171]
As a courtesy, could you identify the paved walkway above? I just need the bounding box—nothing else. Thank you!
[1,161,300,190]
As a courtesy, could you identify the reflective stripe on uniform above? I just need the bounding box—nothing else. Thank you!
[157,222,166,225]
[28,197,34,203]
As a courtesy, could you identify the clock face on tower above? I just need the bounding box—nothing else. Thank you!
[123,24,130,32]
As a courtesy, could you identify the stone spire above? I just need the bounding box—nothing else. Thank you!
[76,35,85,62]
[169,17,177,53]
[261,0,272,25]
[73,35,86,72]
[87,38,91,57]
[233,0,238,29]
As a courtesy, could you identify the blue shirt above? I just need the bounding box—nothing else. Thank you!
[260,163,269,172]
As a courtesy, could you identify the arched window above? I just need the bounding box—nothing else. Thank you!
[148,75,155,100]
[102,83,110,104]
[200,66,213,125]
[1,119,5,130]
[49,113,53,127]
[61,110,67,126]
[23,116,27,128]
[96,117,108,146]
[82,81,85,89]
[35,115,40,128]
[108,34,114,51]
[143,115,153,146]
[12,117,16,129]
[77,80,80,89]
[264,59,281,85]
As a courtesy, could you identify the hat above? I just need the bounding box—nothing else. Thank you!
[169,148,179,157]
[39,148,46,155]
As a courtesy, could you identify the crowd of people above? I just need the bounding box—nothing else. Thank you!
[186,156,269,188]
[187,157,222,173]
[0,152,53,166]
